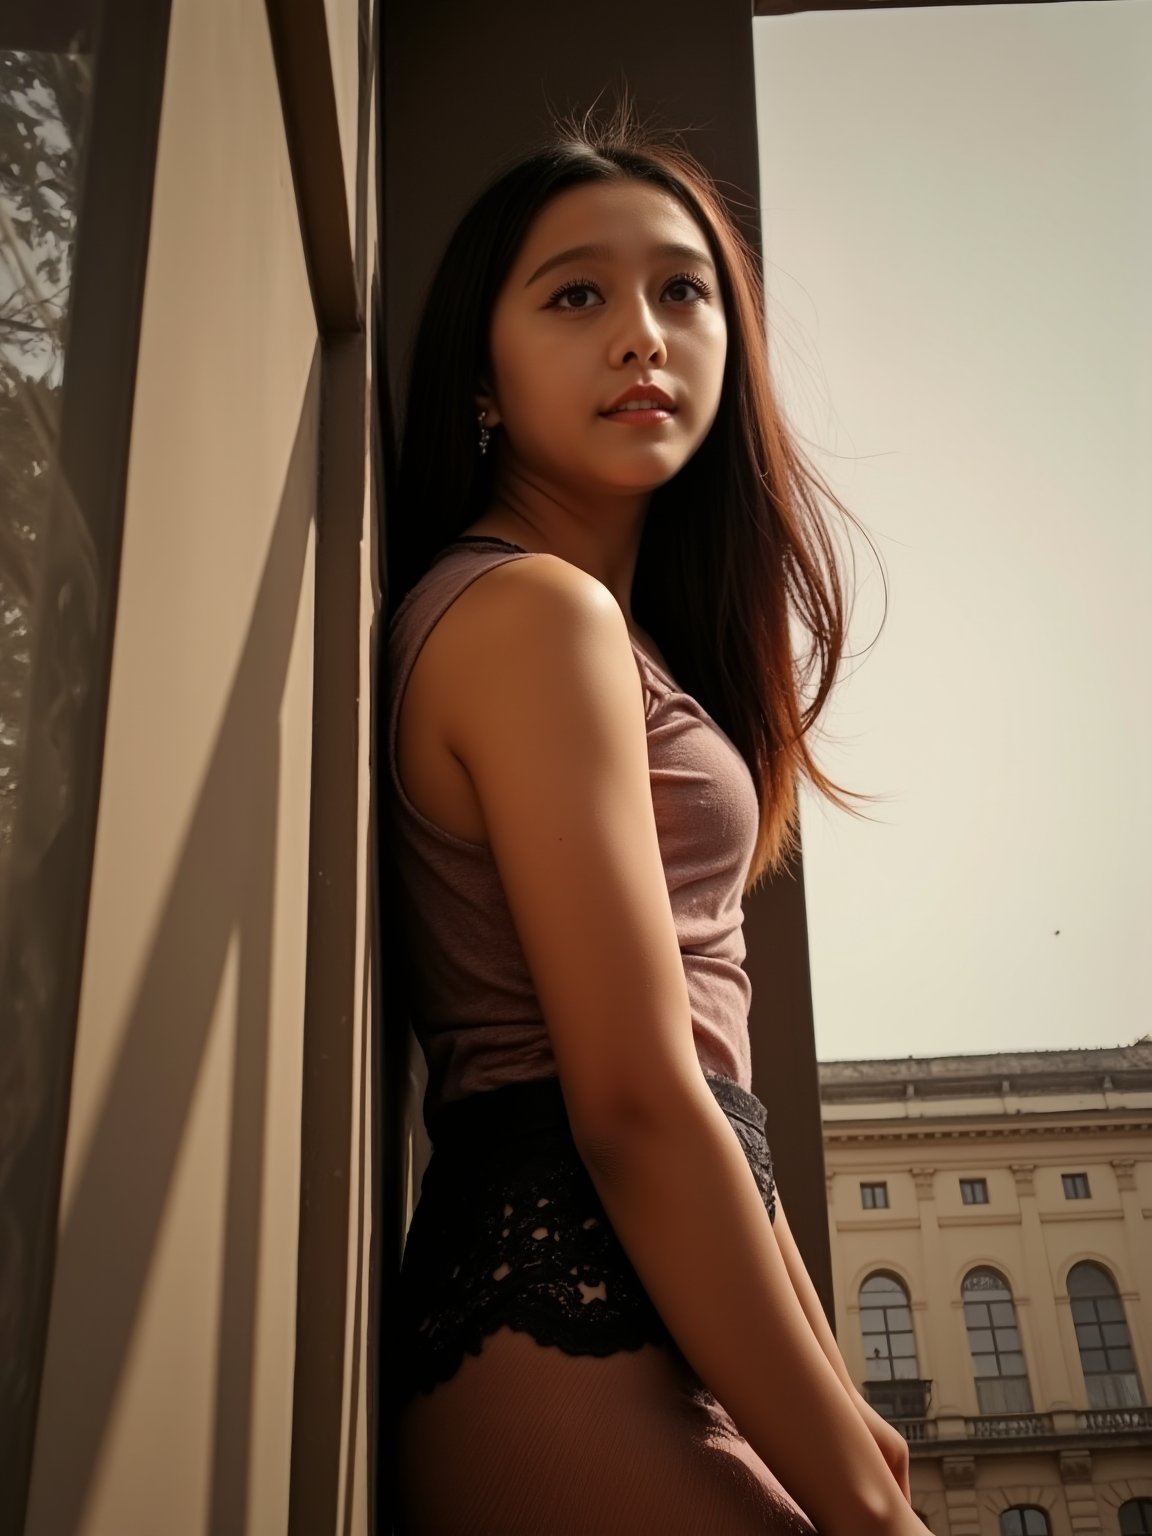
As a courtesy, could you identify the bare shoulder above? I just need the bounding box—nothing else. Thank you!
[430,551,635,717]
[443,550,624,654]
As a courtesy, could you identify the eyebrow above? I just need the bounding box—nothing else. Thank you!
[524,241,716,288]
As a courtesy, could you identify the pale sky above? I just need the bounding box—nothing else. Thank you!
[751,1,1151,1062]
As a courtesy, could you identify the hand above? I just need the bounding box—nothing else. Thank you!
[850,1389,911,1505]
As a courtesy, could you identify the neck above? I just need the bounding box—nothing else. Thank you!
[481,470,651,625]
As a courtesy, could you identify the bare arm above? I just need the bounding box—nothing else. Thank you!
[438,556,917,1536]
[773,1189,913,1502]
[771,1190,856,1397]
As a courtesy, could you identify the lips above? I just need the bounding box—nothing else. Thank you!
[601,382,676,415]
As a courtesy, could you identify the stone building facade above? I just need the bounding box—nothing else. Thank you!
[820,1039,1152,1536]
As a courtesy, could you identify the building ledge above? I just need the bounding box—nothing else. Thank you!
[893,1407,1152,1457]
[824,1114,1150,1146]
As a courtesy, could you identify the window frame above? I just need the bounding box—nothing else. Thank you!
[1068,1261,1143,1408]
[859,1271,921,1388]
[1119,1497,1152,1535]
[999,1506,1051,1536]
[962,1267,1033,1415]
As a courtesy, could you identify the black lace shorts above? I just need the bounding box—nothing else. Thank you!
[394,1073,777,1405]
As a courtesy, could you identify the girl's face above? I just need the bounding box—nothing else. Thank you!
[479,178,728,500]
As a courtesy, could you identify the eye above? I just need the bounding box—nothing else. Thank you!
[545,278,605,311]
[664,272,714,303]
[544,272,715,313]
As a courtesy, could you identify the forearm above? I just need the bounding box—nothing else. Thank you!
[771,1189,862,1401]
[574,1082,906,1536]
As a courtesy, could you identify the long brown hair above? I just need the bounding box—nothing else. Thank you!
[389,100,887,891]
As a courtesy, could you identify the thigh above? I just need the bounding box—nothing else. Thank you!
[395,1325,818,1536]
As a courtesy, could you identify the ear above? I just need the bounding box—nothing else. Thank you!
[474,383,502,430]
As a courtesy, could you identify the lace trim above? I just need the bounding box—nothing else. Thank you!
[394,1075,776,1401]
[447,534,529,553]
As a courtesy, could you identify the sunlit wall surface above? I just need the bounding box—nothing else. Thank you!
[753,1,1151,1062]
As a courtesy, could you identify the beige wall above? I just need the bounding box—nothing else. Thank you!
[25,0,342,1529]
[905,1452,1152,1536]
[324,0,361,262]
[828,1130,1152,1412]
[824,1074,1152,1536]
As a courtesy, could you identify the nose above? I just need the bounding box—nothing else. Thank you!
[611,295,668,369]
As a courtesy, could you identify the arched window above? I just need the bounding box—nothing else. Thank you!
[860,1273,919,1382]
[858,1273,926,1419]
[1119,1499,1152,1534]
[1068,1261,1143,1409]
[962,1268,1033,1414]
[1000,1508,1050,1536]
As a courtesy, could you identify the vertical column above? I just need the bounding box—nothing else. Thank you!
[941,1456,981,1536]
[913,1167,968,1424]
[1059,1449,1103,1535]
[1110,1158,1152,1394]
[1010,1163,1077,1409]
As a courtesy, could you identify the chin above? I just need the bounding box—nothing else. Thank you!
[602,441,691,475]
[610,460,691,494]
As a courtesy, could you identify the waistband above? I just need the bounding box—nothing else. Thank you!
[425,1072,767,1156]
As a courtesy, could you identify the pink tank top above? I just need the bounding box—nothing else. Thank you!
[385,537,760,1119]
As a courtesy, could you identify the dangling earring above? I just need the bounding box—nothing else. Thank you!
[477,410,491,456]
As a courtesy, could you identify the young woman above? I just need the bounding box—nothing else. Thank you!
[384,106,918,1535]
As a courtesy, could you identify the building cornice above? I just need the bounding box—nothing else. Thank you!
[824,1116,1150,1147]
[817,1041,1152,1099]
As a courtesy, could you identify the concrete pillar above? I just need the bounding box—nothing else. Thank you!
[1011,1162,1077,1409]
[941,1455,982,1536]
[1110,1158,1152,1396]
[914,1166,970,1420]
[1059,1449,1103,1535]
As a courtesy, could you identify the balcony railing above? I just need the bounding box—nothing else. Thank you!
[890,1419,938,1443]
[968,1414,1053,1439]
[1080,1407,1152,1432]
[886,1405,1152,1445]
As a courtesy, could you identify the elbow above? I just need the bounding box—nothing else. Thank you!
[570,1123,632,1183]
[567,1070,713,1181]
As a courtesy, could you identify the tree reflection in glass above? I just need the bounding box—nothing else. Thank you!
[0,29,94,1481]
[0,44,92,872]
